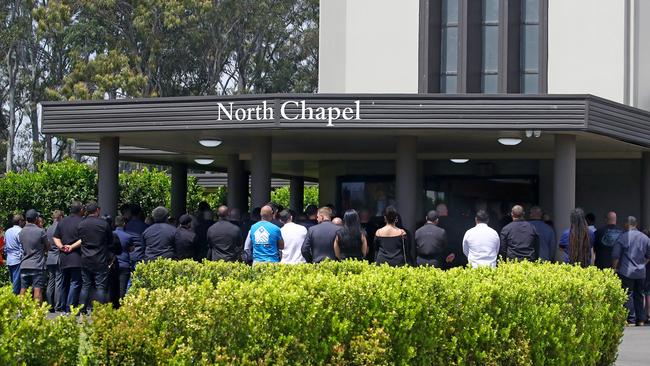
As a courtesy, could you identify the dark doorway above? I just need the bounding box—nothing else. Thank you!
[424,175,539,231]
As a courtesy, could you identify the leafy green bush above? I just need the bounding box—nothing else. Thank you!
[0,286,80,366]
[270,186,320,209]
[0,266,9,288]
[118,167,206,217]
[0,160,218,225]
[93,260,625,365]
[0,261,628,365]
[0,160,97,225]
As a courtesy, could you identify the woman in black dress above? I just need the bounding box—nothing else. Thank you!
[334,209,368,260]
[374,206,409,266]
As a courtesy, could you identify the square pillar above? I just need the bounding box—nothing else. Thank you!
[396,136,418,233]
[290,176,305,213]
[642,152,650,230]
[250,136,271,210]
[553,134,576,244]
[318,162,337,207]
[171,163,188,219]
[227,154,245,211]
[98,137,119,218]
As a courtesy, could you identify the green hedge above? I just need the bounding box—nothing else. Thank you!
[0,261,628,365]
[0,160,217,225]
[0,266,9,288]
[0,286,80,366]
[108,260,625,365]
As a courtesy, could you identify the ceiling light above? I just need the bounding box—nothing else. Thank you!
[199,139,222,147]
[450,159,470,164]
[497,137,522,146]
[194,158,214,165]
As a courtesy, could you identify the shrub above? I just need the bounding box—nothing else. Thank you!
[0,160,217,226]
[0,286,80,366]
[0,261,627,365]
[270,186,320,209]
[89,260,626,365]
[0,266,9,288]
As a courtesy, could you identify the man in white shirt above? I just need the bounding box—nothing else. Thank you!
[462,210,500,268]
[279,210,307,264]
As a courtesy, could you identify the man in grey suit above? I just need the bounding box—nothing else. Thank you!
[206,205,243,262]
[414,210,450,268]
[301,207,339,263]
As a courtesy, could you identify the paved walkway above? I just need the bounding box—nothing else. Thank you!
[617,326,650,365]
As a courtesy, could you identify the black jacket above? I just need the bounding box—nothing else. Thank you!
[499,220,539,261]
[301,221,339,263]
[414,223,447,267]
[206,220,243,262]
[174,227,198,260]
[142,223,176,261]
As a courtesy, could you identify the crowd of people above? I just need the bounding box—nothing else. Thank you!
[1,200,649,326]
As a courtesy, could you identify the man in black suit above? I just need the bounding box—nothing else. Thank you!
[414,210,450,268]
[206,205,243,262]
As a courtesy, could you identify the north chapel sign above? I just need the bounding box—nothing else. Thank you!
[216,100,361,126]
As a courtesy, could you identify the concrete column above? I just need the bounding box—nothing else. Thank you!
[642,152,650,230]
[538,159,554,213]
[553,135,576,244]
[98,137,119,218]
[396,136,418,233]
[318,162,337,207]
[227,154,245,211]
[171,163,188,219]
[250,136,271,209]
[290,176,305,213]
[241,171,250,211]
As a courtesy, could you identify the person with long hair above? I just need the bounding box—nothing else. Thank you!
[374,206,409,267]
[558,208,595,266]
[334,209,368,260]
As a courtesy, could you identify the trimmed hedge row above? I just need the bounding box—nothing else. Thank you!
[115,260,626,365]
[0,261,627,365]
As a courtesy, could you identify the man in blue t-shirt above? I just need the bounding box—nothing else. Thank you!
[249,205,284,263]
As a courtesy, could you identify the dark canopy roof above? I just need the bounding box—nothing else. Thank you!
[41,93,650,148]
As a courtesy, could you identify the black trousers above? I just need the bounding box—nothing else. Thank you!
[118,268,131,300]
[46,264,64,312]
[620,274,646,323]
[108,264,121,309]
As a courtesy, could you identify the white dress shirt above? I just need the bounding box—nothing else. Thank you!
[280,222,307,264]
[462,223,500,268]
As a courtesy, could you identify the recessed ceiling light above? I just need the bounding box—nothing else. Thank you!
[199,139,222,147]
[194,158,214,165]
[450,159,470,164]
[497,137,522,146]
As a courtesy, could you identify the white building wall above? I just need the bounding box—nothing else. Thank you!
[319,0,419,93]
[633,0,650,111]
[547,0,626,103]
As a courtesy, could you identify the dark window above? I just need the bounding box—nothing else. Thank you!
[481,0,499,93]
[521,0,540,93]
[440,0,459,93]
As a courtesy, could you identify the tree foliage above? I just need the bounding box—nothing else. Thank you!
[1,0,319,170]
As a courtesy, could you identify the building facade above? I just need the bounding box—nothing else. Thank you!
[41,0,650,242]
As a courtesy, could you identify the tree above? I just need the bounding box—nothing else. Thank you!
[3,0,320,170]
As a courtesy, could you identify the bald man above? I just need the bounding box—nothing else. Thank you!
[248,205,284,264]
[499,205,539,261]
[593,211,624,269]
